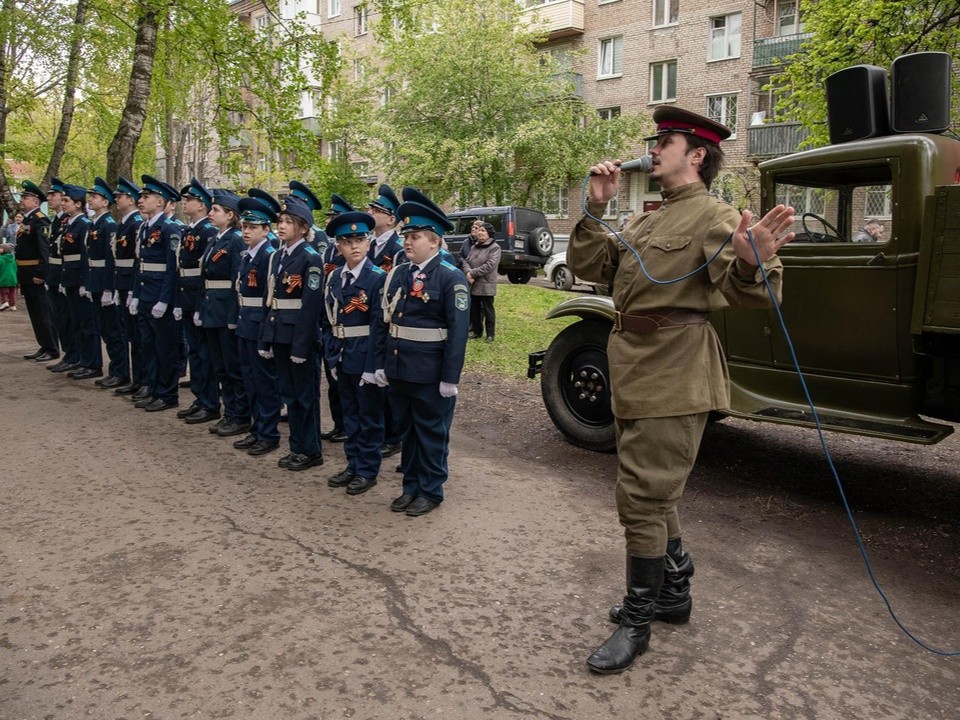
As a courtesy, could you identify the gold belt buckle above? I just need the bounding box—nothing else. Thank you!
[614,311,623,331]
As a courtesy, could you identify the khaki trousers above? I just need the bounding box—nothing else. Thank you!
[615,413,709,557]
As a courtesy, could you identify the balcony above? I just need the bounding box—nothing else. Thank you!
[522,0,585,41]
[549,71,583,98]
[753,32,813,69]
[747,121,810,159]
[300,116,321,136]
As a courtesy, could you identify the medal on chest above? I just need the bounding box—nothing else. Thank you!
[183,234,196,253]
[147,229,161,246]
[409,273,430,303]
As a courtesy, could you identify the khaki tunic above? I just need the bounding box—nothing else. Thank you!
[569,182,783,420]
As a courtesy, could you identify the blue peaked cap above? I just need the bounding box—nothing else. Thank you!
[181,177,213,209]
[49,177,66,194]
[327,193,354,217]
[89,176,115,204]
[248,188,281,216]
[141,174,180,203]
[398,200,453,236]
[369,183,399,216]
[326,211,375,239]
[62,183,87,201]
[211,189,241,215]
[279,195,314,226]
[115,176,141,200]
[238,196,278,225]
[288,180,322,212]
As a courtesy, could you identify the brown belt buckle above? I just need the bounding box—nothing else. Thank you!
[614,311,623,332]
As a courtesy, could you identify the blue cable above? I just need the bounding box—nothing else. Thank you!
[581,176,959,657]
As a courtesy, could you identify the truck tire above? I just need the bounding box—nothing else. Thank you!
[529,227,555,257]
[540,319,616,452]
[507,270,533,284]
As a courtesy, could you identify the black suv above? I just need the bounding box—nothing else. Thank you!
[445,206,555,284]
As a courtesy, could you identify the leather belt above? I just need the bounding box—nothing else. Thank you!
[180,267,201,277]
[62,254,81,262]
[88,259,106,268]
[16,259,40,266]
[614,308,708,333]
[115,259,135,268]
[141,262,167,272]
[239,296,263,307]
[389,324,447,342]
[205,280,232,289]
[48,257,63,265]
[333,325,370,339]
[271,298,302,310]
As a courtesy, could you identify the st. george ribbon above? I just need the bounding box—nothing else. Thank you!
[590,156,654,174]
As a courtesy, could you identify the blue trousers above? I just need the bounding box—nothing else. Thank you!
[118,290,142,385]
[338,370,385,480]
[322,350,342,429]
[182,292,218,411]
[274,343,321,457]
[65,287,102,370]
[138,307,178,403]
[206,326,247,421]
[238,336,280,443]
[388,379,456,503]
[96,299,128,379]
[50,286,78,363]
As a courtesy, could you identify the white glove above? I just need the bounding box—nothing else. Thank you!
[44,283,49,291]
[79,286,90,299]
[439,381,458,398]
[291,356,306,364]
[258,349,274,359]
[360,371,377,386]
[173,307,182,321]
[227,323,236,330]
[129,298,139,315]
[124,292,132,307]
[101,291,112,307]
[60,285,67,295]
[112,290,120,305]
[193,311,201,327]
[151,301,167,319]
[373,369,389,387]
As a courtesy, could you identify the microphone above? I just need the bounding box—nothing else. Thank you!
[618,156,653,172]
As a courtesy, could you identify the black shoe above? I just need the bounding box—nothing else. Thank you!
[247,440,280,456]
[233,433,258,449]
[286,453,323,471]
[395,464,402,473]
[184,408,220,425]
[208,418,226,434]
[114,382,140,396]
[70,368,103,380]
[177,401,203,419]
[320,427,345,441]
[277,453,296,469]
[179,379,190,388]
[327,468,356,488]
[390,494,416,512]
[381,443,402,458]
[609,538,694,626]
[134,396,155,409]
[405,496,440,516]
[485,336,494,343]
[329,429,347,443]
[467,332,481,340]
[24,350,42,360]
[144,398,178,412]
[94,376,111,387]
[34,351,59,362]
[216,419,252,437]
[50,361,80,374]
[587,555,665,675]
[346,476,377,495]
[131,386,152,401]
[99,376,128,389]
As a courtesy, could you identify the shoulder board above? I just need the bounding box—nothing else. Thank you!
[371,265,386,275]
[79,216,92,224]
[35,211,47,220]
[439,261,459,272]
[304,245,320,256]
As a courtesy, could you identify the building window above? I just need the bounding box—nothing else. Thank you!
[706,93,738,137]
[253,13,269,31]
[380,85,394,107]
[650,61,677,102]
[355,5,368,35]
[653,0,678,27]
[597,106,621,121]
[537,185,569,219]
[708,13,740,61]
[864,185,893,219]
[777,0,805,36]
[598,36,623,79]
[328,139,345,162]
[354,58,366,81]
[328,0,340,18]
[604,194,619,219]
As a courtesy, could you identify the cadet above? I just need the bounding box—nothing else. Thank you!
[323,211,386,496]
[377,195,470,516]
[198,189,249,437]
[233,196,281,456]
[287,180,330,253]
[45,178,77,370]
[176,179,220,424]
[130,176,182,412]
[248,188,282,250]
[259,195,325,471]
[59,184,102,380]
[87,178,128,388]
[112,177,144,395]
[16,180,58,362]
[392,187,458,267]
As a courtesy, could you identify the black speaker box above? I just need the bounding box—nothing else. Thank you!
[891,52,952,133]
[826,65,890,144]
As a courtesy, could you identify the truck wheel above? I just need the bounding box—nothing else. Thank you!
[541,319,615,452]
[507,270,533,284]
[529,227,555,257]
[553,264,575,291]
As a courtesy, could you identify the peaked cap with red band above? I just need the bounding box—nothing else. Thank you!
[643,105,732,145]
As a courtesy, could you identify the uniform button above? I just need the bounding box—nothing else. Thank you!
[665,241,672,248]
[397,312,403,318]
[394,350,398,356]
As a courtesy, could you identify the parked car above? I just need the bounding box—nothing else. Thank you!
[445,206,554,284]
[544,251,592,291]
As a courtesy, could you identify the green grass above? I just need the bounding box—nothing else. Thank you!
[463,284,579,376]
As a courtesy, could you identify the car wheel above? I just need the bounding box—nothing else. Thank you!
[540,319,615,453]
[507,270,533,284]
[553,265,574,291]
[529,227,555,257]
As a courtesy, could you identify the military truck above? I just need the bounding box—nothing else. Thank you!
[528,132,960,452]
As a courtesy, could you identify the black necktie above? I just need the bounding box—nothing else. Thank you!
[344,273,354,290]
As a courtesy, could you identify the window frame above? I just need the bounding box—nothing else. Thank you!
[597,35,623,80]
[355,4,368,35]
[649,60,677,103]
[652,0,679,28]
[707,12,741,62]
[705,92,738,139]
[328,0,340,18]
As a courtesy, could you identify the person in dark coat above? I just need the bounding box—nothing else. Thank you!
[59,184,102,380]
[462,221,501,342]
[111,177,144,395]
[15,180,57,362]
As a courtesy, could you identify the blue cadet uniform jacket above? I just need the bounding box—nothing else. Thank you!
[199,227,244,328]
[322,260,386,376]
[235,240,275,342]
[177,217,217,303]
[378,254,470,385]
[59,214,92,288]
[392,246,456,268]
[369,231,402,273]
[44,212,63,286]
[259,242,324,360]
[133,215,181,306]
[16,208,51,285]
[322,242,345,278]
[114,211,142,292]
[86,213,118,294]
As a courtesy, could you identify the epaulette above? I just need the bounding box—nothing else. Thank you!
[35,211,47,220]
[371,265,386,275]
[305,245,320,255]
[439,260,459,272]
[79,215,92,224]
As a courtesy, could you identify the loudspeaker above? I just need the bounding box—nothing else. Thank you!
[826,65,890,144]
[891,52,952,133]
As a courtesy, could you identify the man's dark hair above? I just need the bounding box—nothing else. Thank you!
[683,134,724,189]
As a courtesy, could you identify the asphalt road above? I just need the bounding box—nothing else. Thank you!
[1,310,958,720]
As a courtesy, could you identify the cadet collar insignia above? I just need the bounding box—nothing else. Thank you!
[342,289,369,314]
[282,272,303,292]
[247,267,258,288]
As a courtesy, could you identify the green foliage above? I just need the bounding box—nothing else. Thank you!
[778,0,960,148]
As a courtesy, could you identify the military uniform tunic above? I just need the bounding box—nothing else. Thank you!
[179,218,219,412]
[15,207,57,355]
[114,210,142,385]
[89,212,127,379]
[61,213,101,370]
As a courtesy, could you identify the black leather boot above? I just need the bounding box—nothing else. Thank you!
[587,554,664,674]
[609,538,695,625]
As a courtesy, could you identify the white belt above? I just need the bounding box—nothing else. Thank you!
[141,262,167,272]
[62,254,81,262]
[271,298,302,310]
[239,296,263,307]
[205,280,232,289]
[332,325,370,339]
[49,257,63,265]
[180,267,201,277]
[389,324,448,342]
[88,259,106,268]
[115,259,135,268]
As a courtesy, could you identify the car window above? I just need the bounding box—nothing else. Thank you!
[481,214,505,234]
[452,216,479,234]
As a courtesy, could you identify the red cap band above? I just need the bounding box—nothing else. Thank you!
[657,120,723,144]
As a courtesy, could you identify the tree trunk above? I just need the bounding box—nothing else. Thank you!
[105,2,162,185]
[0,0,18,218]
[42,0,88,189]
